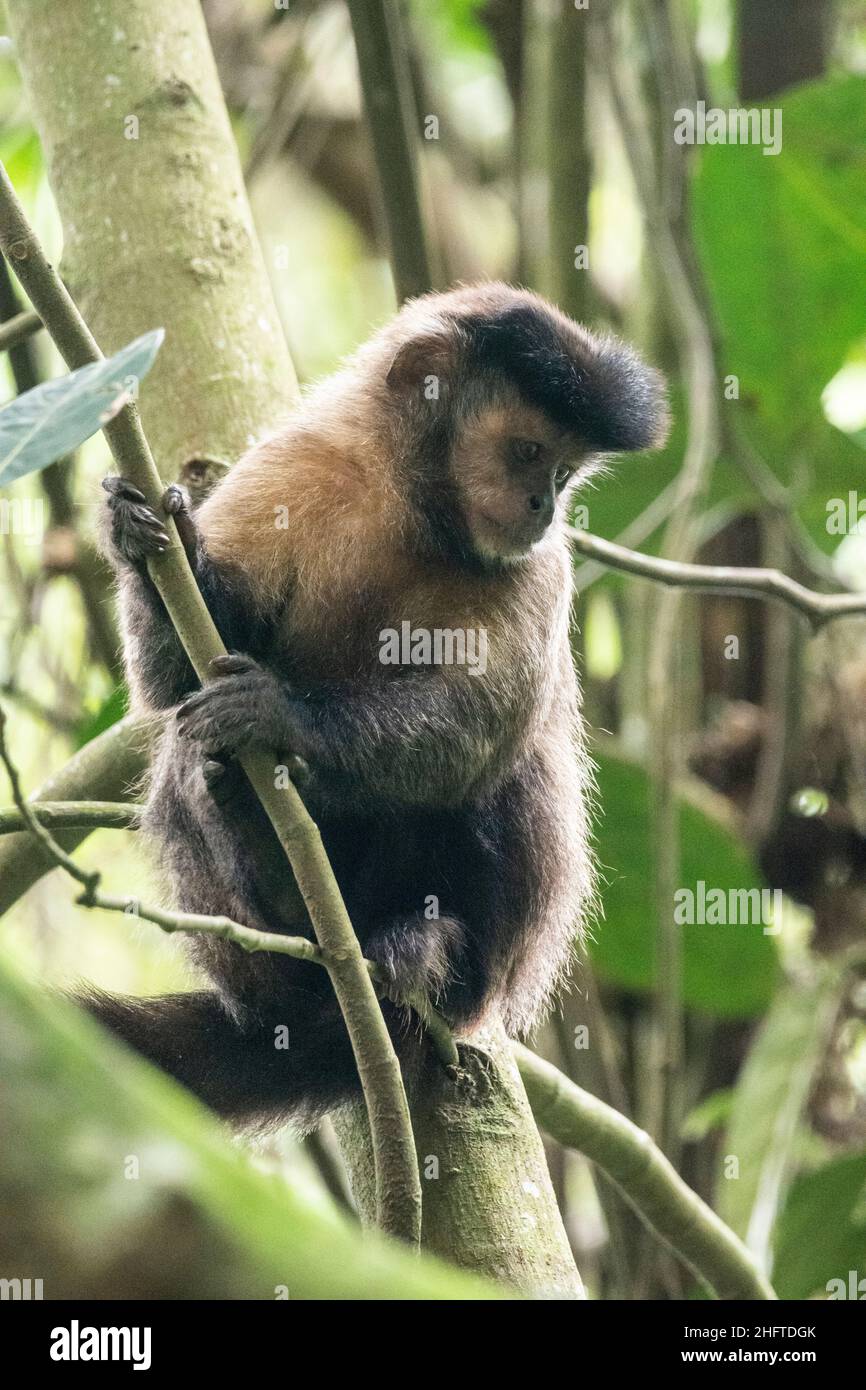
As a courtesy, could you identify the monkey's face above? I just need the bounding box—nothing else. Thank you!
[451,402,582,562]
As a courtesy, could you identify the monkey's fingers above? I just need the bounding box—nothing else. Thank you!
[101,476,146,504]
[103,478,171,562]
[210,653,255,677]
[162,484,198,562]
[176,688,254,756]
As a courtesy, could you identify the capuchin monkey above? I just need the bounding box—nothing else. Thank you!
[86,283,668,1129]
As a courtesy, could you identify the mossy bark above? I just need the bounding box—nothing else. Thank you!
[335,1021,584,1299]
[6,0,297,478]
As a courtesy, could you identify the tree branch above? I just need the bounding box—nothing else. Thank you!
[347,0,437,300]
[0,703,458,1072]
[0,801,140,836]
[0,164,421,1247]
[0,714,160,915]
[0,306,41,353]
[515,1044,777,1301]
[568,527,866,629]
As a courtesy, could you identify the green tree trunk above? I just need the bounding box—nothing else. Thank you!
[6,0,297,478]
[334,1020,583,1298]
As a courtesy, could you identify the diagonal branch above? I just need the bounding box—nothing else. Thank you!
[0,163,422,1246]
[0,306,41,352]
[515,1043,776,1301]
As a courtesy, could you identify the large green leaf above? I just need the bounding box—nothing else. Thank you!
[773,1149,866,1300]
[715,968,841,1272]
[0,948,502,1300]
[590,750,780,1017]
[573,78,866,555]
[0,328,163,486]
[693,75,866,465]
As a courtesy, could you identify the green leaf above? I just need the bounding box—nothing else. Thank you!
[0,945,503,1300]
[0,329,164,486]
[682,1087,733,1142]
[715,967,841,1272]
[773,1150,866,1299]
[693,76,866,461]
[74,686,129,750]
[590,750,780,1017]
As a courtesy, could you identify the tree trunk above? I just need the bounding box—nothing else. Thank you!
[334,1020,584,1298]
[5,0,582,1294]
[737,0,832,101]
[6,0,297,479]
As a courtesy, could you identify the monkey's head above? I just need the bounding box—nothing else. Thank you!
[378,283,669,566]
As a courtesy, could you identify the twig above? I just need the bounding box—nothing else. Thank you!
[0,801,140,836]
[567,527,866,629]
[0,306,41,353]
[515,1043,777,1301]
[603,0,721,1168]
[0,704,458,1069]
[0,164,422,1246]
[347,0,437,301]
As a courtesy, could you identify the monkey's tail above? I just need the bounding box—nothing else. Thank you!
[76,988,361,1130]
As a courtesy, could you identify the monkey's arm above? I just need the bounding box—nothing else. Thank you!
[176,656,517,809]
[103,479,271,710]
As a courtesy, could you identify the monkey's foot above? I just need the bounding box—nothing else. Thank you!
[201,755,244,807]
[102,477,170,567]
[366,914,465,1005]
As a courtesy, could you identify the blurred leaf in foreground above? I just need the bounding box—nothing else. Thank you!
[0,946,503,1300]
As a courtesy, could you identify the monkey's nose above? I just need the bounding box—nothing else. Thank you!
[527,493,555,528]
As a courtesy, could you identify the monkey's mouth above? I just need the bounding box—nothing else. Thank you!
[474,508,552,556]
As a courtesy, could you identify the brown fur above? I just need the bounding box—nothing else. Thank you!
[84,283,668,1124]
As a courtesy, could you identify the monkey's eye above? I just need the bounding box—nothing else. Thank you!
[514,439,543,463]
[554,465,573,487]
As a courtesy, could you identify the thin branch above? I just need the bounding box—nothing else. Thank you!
[0,705,458,1068]
[568,527,866,629]
[514,1044,777,1302]
[0,801,140,836]
[0,306,41,353]
[0,164,422,1246]
[602,0,720,1163]
[0,713,161,916]
[347,0,437,301]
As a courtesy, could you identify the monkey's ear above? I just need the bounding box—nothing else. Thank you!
[385,325,455,391]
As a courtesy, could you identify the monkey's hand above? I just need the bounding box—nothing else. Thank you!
[102,477,171,568]
[176,654,314,761]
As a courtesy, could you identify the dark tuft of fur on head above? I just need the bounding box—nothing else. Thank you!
[450,291,669,453]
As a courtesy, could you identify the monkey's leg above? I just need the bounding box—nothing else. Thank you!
[78,987,362,1126]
